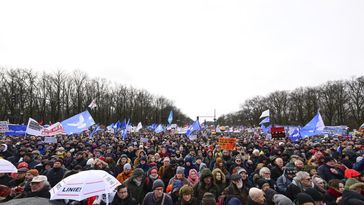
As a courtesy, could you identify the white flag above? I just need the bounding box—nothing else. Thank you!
[136,122,143,132]
[88,99,97,109]
[259,109,270,118]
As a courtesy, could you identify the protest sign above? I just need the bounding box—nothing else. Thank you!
[0,121,9,133]
[26,118,64,136]
[218,137,236,150]
[44,136,57,144]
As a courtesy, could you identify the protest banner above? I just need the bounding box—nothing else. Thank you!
[218,137,237,150]
[0,121,9,133]
[44,136,57,144]
[26,118,64,136]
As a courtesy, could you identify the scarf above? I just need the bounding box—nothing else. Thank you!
[188,175,199,187]
[327,187,342,198]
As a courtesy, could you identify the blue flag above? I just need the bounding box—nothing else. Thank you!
[154,124,164,133]
[186,120,201,136]
[336,145,342,155]
[300,111,325,138]
[288,128,302,143]
[259,117,270,125]
[89,124,102,138]
[261,124,272,134]
[148,124,158,130]
[168,111,173,124]
[61,111,95,134]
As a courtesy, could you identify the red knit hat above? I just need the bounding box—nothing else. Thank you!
[345,169,361,178]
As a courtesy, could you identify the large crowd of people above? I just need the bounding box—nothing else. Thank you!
[0,128,364,205]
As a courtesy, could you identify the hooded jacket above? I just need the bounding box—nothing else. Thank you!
[124,168,146,204]
[211,168,227,194]
[193,168,219,204]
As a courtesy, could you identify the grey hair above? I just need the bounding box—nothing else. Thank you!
[294,171,310,181]
[259,167,271,176]
[249,187,263,199]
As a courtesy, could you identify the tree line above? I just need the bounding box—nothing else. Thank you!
[217,76,364,129]
[0,67,191,126]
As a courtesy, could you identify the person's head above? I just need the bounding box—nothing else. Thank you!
[179,185,193,202]
[17,167,29,179]
[201,192,216,205]
[152,179,165,199]
[285,167,296,180]
[324,156,336,167]
[189,169,198,180]
[53,160,63,169]
[256,178,270,192]
[116,184,129,200]
[295,193,314,205]
[312,176,325,190]
[305,188,324,205]
[238,168,248,180]
[296,171,312,187]
[216,157,224,167]
[235,157,242,165]
[176,166,185,179]
[163,157,170,166]
[25,169,39,181]
[149,167,158,179]
[120,155,128,164]
[310,168,317,176]
[328,179,344,193]
[123,163,131,173]
[30,175,48,192]
[259,167,271,180]
[249,188,265,205]
[294,160,305,170]
[275,158,284,168]
[231,174,243,189]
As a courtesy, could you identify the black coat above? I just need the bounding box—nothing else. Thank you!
[46,168,66,187]
[110,195,137,205]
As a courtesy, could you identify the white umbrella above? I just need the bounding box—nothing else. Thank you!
[50,170,120,203]
[0,159,17,173]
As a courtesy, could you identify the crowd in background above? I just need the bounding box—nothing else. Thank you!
[0,129,364,205]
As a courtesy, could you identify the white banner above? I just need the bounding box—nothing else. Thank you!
[26,118,64,136]
[0,121,9,133]
[44,136,57,144]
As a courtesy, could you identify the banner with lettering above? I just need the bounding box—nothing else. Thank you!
[218,137,237,150]
[26,118,64,136]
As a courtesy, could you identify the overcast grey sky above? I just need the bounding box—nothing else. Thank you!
[1,0,364,120]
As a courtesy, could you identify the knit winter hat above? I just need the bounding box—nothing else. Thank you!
[133,168,144,178]
[27,169,39,176]
[305,188,323,201]
[295,193,314,205]
[344,169,361,178]
[179,184,193,196]
[123,163,131,170]
[272,194,294,205]
[345,178,359,190]
[152,179,165,190]
[176,166,185,175]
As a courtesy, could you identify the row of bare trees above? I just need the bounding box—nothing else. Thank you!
[0,68,191,125]
[217,77,364,129]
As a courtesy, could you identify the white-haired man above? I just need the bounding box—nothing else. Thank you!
[247,187,266,205]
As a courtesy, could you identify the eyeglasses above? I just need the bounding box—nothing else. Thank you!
[304,178,311,181]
